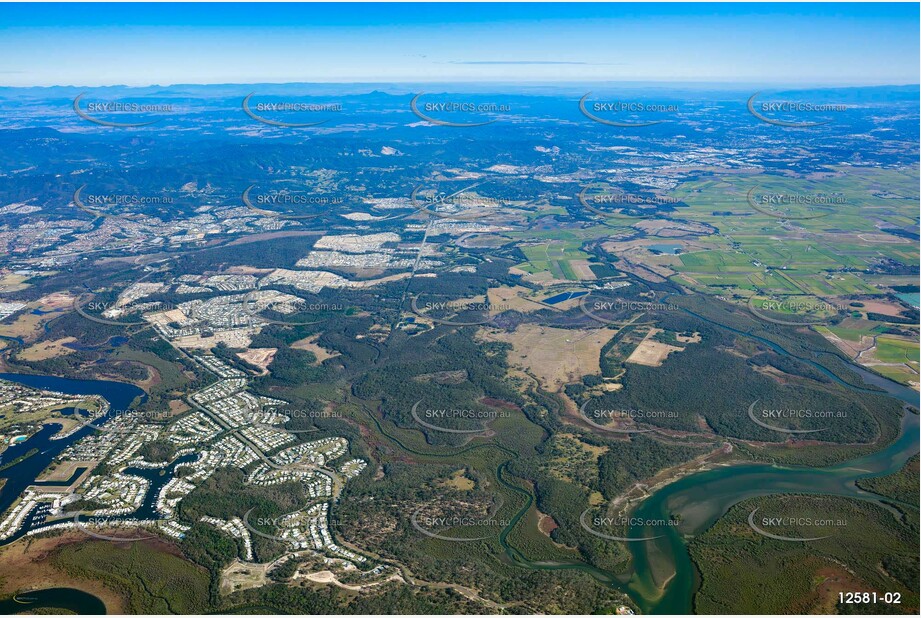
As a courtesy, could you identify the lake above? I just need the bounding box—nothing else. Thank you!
[0,373,146,544]
[0,587,107,614]
[896,292,920,308]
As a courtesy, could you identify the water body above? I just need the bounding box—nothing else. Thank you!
[896,292,920,308]
[617,309,920,614]
[488,302,919,612]
[626,410,919,614]
[6,452,200,548]
[677,306,916,398]
[0,334,25,346]
[647,243,683,255]
[1,351,916,615]
[0,373,146,542]
[116,453,196,521]
[544,290,589,305]
[0,587,106,614]
[357,314,918,616]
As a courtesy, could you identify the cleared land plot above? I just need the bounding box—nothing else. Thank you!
[625,328,685,367]
[290,335,340,364]
[17,337,78,361]
[479,324,617,391]
[486,285,547,314]
[515,242,592,282]
[236,348,277,373]
[34,460,96,488]
[0,272,30,293]
[0,294,77,342]
[220,560,269,595]
[172,329,259,350]
[816,326,875,358]
[874,337,920,365]
[855,299,907,316]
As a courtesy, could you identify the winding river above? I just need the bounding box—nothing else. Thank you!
[610,307,921,614]
[490,355,918,614]
[1,334,915,614]
[625,406,918,614]
[357,331,918,616]
[486,300,920,613]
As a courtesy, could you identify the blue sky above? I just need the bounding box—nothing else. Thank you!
[0,3,918,86]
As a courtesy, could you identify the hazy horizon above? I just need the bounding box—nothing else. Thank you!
[2,80,919,91]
